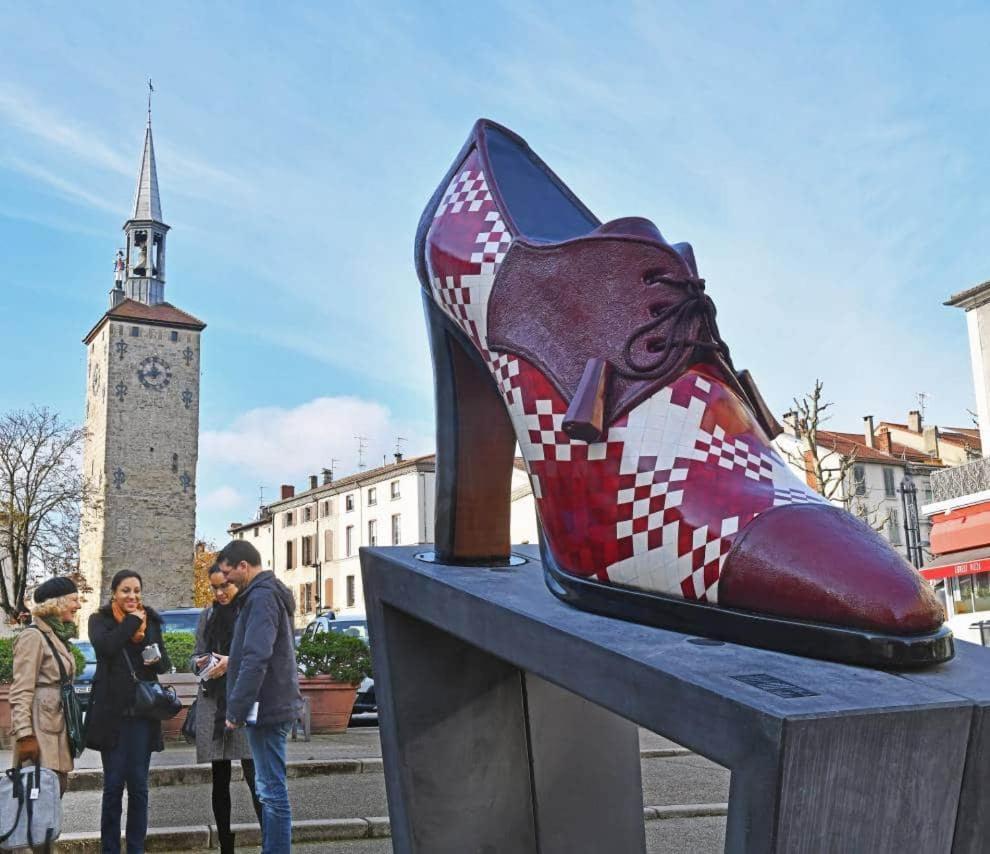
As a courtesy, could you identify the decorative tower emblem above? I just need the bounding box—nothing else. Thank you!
[115,340,128,360]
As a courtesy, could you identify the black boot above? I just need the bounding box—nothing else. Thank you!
[218,830,236,854]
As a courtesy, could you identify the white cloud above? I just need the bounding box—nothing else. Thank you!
[201,396,432,483]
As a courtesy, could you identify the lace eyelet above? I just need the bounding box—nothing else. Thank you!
[642,269,665,286]
[649,303,664,318]
[646,339,663,353]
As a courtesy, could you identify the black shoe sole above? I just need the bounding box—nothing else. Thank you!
[541,544,954,669]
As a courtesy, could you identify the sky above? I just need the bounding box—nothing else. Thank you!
[1,1,989,543]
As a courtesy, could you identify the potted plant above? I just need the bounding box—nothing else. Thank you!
[296,631,372,733]
[160,631,198,739]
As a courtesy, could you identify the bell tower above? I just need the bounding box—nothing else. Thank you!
[79,102,205,632]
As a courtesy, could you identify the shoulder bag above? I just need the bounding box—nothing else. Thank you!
[31,626,85,759]
[121,649,182,721]
[0,762,61,852]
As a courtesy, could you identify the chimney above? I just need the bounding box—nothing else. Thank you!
[394,451,404,463]
[309,475,318,490]
[908,409,922,433]
[877,430,892,455]
[946,282,990,457]
[322,468,333,485]
[782,411,801,438]
[280,484,295,500]
[227,523,241,533]
[863,415,876,449]
[923,425,940,456]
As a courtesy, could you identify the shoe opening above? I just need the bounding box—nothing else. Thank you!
[485,124,600,244]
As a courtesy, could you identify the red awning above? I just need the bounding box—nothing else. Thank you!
[928,500,990,555]
[922,547,990,581]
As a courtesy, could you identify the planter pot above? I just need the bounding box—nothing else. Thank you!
[0,685,10,747]
[159,673,199,740]
[299,677,358,734]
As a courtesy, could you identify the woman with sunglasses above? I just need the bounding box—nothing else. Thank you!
[190,565,263,853]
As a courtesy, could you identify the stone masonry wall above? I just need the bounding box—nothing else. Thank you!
[79,317,200,632]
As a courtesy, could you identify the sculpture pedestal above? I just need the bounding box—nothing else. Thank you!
[361,544,984,854]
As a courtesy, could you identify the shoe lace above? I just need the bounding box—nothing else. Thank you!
[618,273,733,379]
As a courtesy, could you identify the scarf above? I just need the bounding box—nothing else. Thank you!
[41,616,78,645]
[111,601,147,643]
[204,600,238,738]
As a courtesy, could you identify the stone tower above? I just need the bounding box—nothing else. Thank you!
[78,113,205,630]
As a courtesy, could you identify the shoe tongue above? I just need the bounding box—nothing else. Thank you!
[593,217,668,244]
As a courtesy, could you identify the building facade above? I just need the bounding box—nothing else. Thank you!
[78,116,205,629]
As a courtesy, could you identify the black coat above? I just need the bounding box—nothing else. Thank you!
[85,605,172,752]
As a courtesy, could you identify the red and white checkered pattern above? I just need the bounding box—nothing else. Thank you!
[435,170,493,217]
[425,148,823,601]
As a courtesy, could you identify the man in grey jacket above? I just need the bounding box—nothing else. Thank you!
[218,540,302,854]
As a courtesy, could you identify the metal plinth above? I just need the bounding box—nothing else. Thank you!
[361,544,980,854]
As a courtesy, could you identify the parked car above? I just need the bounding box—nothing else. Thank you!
[72,639,97,713]
[159,607,202,634]
[301,613,376,721]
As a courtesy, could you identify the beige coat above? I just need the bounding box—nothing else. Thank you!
[9,621,76,773]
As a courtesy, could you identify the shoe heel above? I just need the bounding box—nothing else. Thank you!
[424,292,516,563]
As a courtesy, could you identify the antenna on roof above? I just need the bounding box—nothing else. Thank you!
[355,436,368,470]
[258,485,265,506]
[916,392,929,421]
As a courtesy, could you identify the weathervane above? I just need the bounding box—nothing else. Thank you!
[147,78,154,126]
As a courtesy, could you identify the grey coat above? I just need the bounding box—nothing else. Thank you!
[189,607,251,763]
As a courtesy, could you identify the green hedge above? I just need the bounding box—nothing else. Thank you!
[0,637,14,683]
[162,631,195,673]
[0,636,84,682]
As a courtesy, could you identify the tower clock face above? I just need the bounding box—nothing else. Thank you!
[91,363,102,393]
[137,355,172,390]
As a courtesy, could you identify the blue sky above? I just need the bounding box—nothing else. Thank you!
[2,1,989,543]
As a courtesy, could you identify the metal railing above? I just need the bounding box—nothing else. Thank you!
[931,456,990,504]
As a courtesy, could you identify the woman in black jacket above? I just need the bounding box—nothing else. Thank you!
[86,570,172,854]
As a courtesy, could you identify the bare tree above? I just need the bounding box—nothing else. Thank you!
[0,408,88,621]
[782,380,892,532]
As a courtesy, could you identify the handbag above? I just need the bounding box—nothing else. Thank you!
[0,762,61,852]
[121,649,182,721]
[181,698,198,742]
[31,627,86,759]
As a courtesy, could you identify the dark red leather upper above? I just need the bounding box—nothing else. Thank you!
[719,504,944,634]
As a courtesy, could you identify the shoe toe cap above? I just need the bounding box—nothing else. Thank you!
[719,503,944,635]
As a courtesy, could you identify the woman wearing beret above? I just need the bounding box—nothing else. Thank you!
[86,570,171,854]
[190,565,263,853]
[9,576,82,795]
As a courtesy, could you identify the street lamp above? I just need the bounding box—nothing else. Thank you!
[899,476,922,568]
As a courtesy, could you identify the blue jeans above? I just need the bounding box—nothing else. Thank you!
[246,721,292,853]
[100,717,155,854]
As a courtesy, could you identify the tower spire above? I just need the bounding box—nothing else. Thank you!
[117,87,170,307]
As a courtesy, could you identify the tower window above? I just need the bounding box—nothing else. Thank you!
[170,331,179,342]
[130,327,140,337]
[171,453,178,473]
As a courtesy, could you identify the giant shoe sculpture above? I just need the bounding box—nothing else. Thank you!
[416,119,952,667]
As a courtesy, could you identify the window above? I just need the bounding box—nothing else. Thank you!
[284,511,295,528]
[320,500,331,518]
[391,480,400,500]
[299,583,314,614]
[368,487,377,506]
[346,575,355,608]
[392,514,401,545]
[887,509,902,546]
[253,527,259,538]
[346,526,354,556]
[324,579,334,611]
[368,519,378,547]
[882,467,896,498]
[303,506,312,523]
[170,331,178,342]
[852,465,866,497]
[954,576,975,615]
[324,530,334,561]
[286,540,295,570]
[130,326,140,337]
[301,535,313,566]
[345,494,355,512]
